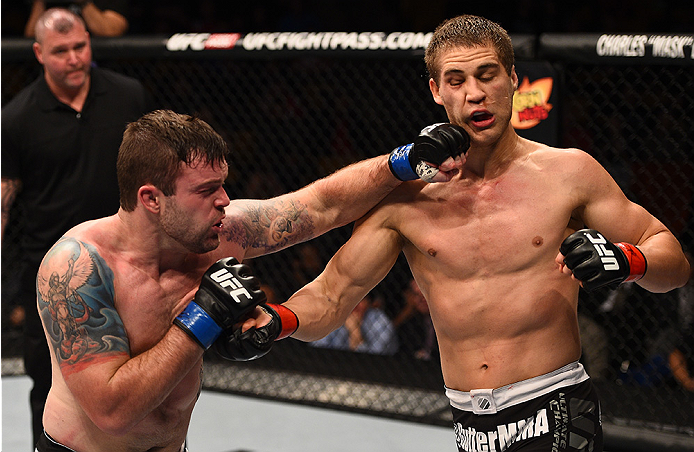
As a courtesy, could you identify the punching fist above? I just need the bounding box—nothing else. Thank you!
[559,229,647,291]
[174,258,266,350]
[388,123,470,182]
[213,303,298,361]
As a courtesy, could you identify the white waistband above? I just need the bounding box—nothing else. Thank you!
[445,361,589,415]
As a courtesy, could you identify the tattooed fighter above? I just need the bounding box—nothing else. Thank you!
[35,109,467,451]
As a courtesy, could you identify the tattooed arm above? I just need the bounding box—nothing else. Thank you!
[38,237,203,436]
[1,177,21,241]
[221,155,401,259]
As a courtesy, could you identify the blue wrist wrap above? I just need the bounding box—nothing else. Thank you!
[388,143,417,181]
[175,301,223,349]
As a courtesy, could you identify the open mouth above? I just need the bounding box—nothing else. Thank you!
[471,110,494,126]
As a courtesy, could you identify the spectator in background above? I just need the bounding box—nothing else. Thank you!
[669,251,694,392]
[1,7,153,446]
[24,0,129,38]
[311,293,398,355]
[669,325,694,392]
[393,278,437,360]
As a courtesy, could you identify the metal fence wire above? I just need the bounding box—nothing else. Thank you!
[2,35,693,443]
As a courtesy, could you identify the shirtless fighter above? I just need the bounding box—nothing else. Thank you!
[34,109,467,451]
[217,15,691,452]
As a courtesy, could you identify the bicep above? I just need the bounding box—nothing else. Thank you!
[578,154,664,244]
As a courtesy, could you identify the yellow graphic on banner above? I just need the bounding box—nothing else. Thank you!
[511,77,553,130]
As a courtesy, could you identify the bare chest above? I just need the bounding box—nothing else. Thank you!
[400,175,572,277]
[112,267,200,355]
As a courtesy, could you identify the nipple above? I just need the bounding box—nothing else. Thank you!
[532,236,543,247]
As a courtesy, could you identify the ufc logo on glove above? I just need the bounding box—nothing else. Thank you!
[210,267,253,303]
[584,231,620,271]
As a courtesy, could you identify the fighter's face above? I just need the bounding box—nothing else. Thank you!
[429,45,518,148]
[159,159,230,254]
[34,25,92,93]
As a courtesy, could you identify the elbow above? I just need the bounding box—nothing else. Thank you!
[641,250,692,293]
[85,401,141,436]
[672,255,692,290]
[90,411,139,437]
[91,24,128,37]
[101,24,128,37]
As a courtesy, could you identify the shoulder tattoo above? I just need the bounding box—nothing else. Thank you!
[37,238,129,372]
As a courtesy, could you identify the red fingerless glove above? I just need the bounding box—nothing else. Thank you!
[615,242,647,282]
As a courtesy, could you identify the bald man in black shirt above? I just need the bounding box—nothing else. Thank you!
[1,7,153,446]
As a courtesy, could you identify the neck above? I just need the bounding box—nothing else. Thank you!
[47,75,90,112]
[115,209,193,274]
[464,127,523,180]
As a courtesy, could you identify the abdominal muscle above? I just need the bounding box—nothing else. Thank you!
[42,357,202,451]
[421,266,582,392]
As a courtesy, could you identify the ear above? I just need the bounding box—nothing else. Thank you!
[33,42,43,65]
[429,78,443,106]
[138,185,161,214]
[511,65,519,91]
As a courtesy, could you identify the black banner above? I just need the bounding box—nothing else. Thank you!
[539,33,694,66]
[2,32,537,61]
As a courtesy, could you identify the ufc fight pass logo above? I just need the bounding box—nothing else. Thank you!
[585,231,620,271]
[210,268,253,303]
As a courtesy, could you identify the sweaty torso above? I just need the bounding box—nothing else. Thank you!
[41,216,218,451]
[390,144,584,391]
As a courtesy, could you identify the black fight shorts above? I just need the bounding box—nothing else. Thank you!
[447,362,603,452]
[36,430,188,452]
[35,431,76,452]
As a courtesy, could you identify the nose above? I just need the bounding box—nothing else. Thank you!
[66,49,80,65]
[466,79,485,104]
[216,187,231,209]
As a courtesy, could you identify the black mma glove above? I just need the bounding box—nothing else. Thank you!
[212,303,299,361]
[560,229,647,292]
[174,258,266,350]
[388,123,470,182]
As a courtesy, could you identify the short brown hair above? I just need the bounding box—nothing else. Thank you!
[117,110,230,211]
[425,15,515,84]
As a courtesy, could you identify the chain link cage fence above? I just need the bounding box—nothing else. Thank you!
[2,33,693,448]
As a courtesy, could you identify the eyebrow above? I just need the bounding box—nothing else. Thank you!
[51,40,87,51]
[194,177,225,189]
[442,62,500,77]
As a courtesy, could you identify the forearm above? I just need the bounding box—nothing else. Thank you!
[288,218,401,340]
[306,155,400,232]
[79,2,128,36]
[234,155,400,259]
[345,316,365,350]
[72,326,203,435]
[669,349,694,391]
[1,178,21,241]
[285,282,359,342]
[635,229,690,292]
[24,1,45,37]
